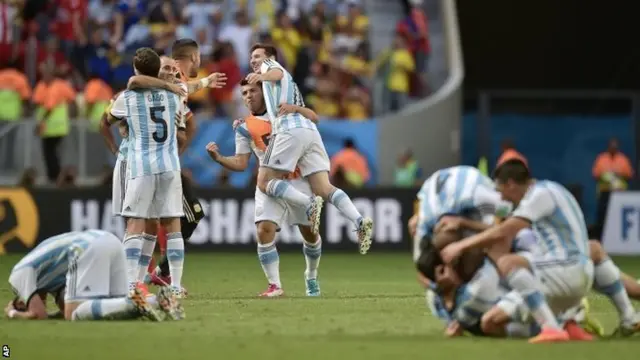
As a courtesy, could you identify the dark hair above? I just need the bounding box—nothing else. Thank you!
[416,239,443,282]
[493,159,530,185]
[250,43,278,61]
[240,77,262,87]
[344,138,355,148]
[133,48,161,77]
[172,38,199,60]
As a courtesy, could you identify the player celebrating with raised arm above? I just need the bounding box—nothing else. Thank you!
[246,44,373,254]
[105,48,189,301]
[5,230,181,321]
[206,78,322,297]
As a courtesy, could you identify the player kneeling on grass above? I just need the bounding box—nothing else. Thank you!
[5,230,182,321]
[419,228,594,340]
[206,79,322,297]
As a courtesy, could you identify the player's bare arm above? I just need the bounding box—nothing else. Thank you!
[127,75,187,97]
[182,114,196,153]
[186,72,228,93]
[5,294,48,320]
[247,68,283,84]
[278,104,319,123]
[440,217,529,264]
[435,215,492,234]
[206,142,251,172]
[99,113,119,155]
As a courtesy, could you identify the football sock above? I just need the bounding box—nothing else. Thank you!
[137,233,157,282]
[166,232,185,288]
[303,236,322,280]
[506,322,541,338]
[593,257,636,322]
[257,241,281,288]
[506,268,561,329]
[124,234,143,285]
[265,179,311,207]
[328,188,362,225]
[71,298,137,320]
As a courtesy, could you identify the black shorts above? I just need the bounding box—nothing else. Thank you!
[181,174,204,223]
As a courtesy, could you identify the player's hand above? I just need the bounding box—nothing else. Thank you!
[245,73,263,84]
[445,321,463,337]
[4,301,15,318]
[35,122,45,136]
[440,241,465,264]
[232,118,245,131]
[408,214,418,238]
[435,215,461,233]
[206,142,220,161]
[166,82,187,97]
[206,72,227,88]
[278,103,297,116]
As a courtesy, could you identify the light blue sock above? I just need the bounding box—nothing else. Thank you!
[71,298,137,320]
[506,322,540,338]
[124,234,143,285]
[258,241,281,287]
[506,268,561,329]
[594,258,635,322]
[166,232,185,288]
[266,179,310,207]
[137,233,157,282]
[328,188,362,225]
[303,237,322,279]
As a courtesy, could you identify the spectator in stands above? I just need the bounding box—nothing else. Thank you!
[182,0,219,46]
[592,137,634,238]
[111,0,149,48]
[17,168,38,188]
[338,1,368,40]
[307,77,339,119]
[330,138,370,188]
[57,166,77,188]
[83,74,113,131]
[393,148,422,187]
[88,0,115,29]
[253,0,275,37]
[496,138,527,168]
[81,27,112,81]
[397,0,430,74]
[0,62,32,170]
[35,37,72,82]
[383,33,415,112]
[341,86,369,121]
[272,11,301,70]
[32,63,77,183]
[52,0,88,60]
[207,41,241,119]
[219,9,253,74]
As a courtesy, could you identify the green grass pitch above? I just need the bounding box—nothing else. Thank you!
[2,253,640,359]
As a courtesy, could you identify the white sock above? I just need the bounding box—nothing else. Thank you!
[506,322,540,338]
[124,234,143,285]
[71,298,137,320]
[166,232,185,288]
[303,236,322,280]
[328,188,362,226]
[265,179,311,207]
[594,258,636,322]
[506,268,561,329]
[137,233,157,282]
[257,241,281,288]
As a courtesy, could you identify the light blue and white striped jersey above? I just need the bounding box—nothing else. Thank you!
[512,180,590,259]
[417,166,502,240]
[116,136,129,162]
[260,58,317,134]
[428,260,505,331]
[110,89,186,178]
[8,230,109,303]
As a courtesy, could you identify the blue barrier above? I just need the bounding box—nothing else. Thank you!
[462,114,634,223]
[183,118,379,188]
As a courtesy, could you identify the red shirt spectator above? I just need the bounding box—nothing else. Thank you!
[207,48,241,104]
[52,0,87,42]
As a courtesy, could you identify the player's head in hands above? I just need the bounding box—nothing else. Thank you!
[250,43,278,73]
[172,38,200,77]
[133,47,161,77]
[240,78,265,114]
[493,159,531,205]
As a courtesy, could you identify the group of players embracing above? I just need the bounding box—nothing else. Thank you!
[410,161,640,342]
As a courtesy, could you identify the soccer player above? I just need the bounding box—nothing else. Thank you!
[5,230,182,321]
[105,48,188,297]
[206,79,322,297]
[421,228,593,340]
[440,160,606,343]
[246,44,373,254]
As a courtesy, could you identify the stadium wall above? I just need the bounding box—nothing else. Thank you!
[0,187,417,253]
[462,113,635,224]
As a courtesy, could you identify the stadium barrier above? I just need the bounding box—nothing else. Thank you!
[0,187,417,254]
[603,191,640,255]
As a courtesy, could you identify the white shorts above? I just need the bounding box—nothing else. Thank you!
[528,255,594,314]
[112,159,127,216]
[121,171,184,219]
[65,232,129,301]
[254,178,312,229]
[262,128,330,177]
